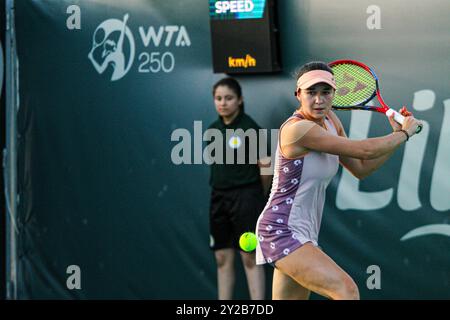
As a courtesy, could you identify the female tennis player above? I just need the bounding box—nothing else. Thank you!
[255,61,421,300]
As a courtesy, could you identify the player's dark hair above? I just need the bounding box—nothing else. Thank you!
[212,77,245,111]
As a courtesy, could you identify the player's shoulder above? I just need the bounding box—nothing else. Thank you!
[327,110,342,124]
[326,110,345,135]
[283,117,317,136]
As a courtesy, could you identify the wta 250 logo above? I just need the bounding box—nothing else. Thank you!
[88,14,135,81]
[88,14,191,81]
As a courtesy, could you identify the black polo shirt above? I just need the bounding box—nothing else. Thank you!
[206,110,267,189]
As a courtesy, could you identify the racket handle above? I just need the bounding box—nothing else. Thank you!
[385,109,423,134]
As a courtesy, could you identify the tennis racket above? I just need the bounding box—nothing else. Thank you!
[329,59,422,133]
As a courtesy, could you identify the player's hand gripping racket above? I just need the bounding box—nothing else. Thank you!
[329,60,422,133]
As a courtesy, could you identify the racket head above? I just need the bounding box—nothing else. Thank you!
[329,60,379,110]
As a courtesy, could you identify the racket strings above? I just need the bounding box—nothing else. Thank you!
[331,64,377,107]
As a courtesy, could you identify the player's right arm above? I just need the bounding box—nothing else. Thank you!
[281,117,416,161]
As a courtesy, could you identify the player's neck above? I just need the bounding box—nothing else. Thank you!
[296,109,326,127]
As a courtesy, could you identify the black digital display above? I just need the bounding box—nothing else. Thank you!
[209,0,281,74]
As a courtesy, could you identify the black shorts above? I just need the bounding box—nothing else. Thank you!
[209,182,265,251]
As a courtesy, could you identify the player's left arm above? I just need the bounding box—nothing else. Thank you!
[258,156,273,196]
[329,110,402,180]
[254,122,273,195]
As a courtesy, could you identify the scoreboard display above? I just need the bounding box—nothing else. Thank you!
[209,0,281,74]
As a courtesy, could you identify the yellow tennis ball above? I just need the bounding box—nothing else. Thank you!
[239,232,257,252]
